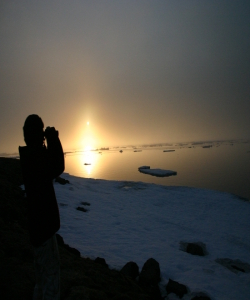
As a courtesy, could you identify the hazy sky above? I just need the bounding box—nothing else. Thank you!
[1,0,250,153]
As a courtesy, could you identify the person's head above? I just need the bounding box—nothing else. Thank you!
[23,114,44,146]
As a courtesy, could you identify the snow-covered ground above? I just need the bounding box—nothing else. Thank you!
[55,173,250,300]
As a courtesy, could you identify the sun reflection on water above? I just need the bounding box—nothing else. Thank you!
[80,149,99,176]
[64,142,250,201]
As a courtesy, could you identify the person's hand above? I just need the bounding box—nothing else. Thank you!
[44,126,58,142]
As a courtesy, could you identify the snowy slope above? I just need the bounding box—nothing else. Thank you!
[55,173,250,300]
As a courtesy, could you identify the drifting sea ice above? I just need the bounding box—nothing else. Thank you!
[138,165,177,177]
[55,173,250,300]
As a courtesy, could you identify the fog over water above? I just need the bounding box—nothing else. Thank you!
[1,1,250,153]
[64,140,250,201]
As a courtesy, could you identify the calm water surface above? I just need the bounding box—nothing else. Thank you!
[64,141,250,201]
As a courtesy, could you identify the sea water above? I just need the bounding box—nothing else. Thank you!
[64,140,250,201]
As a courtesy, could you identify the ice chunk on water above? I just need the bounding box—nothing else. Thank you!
[138,166,177,177]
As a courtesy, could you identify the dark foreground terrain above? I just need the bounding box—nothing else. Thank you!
[0,157,159,300]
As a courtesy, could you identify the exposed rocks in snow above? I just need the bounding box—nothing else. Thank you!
[190,292,211,300]
[119,259,212,300]
[215,258,250,273]
[166,278,188,298]
[120,261,139,279]
[139,258,161,285]
[56,234,81,257]
[76,206,88,212]
[76,202,90,213]
[55,176,70,185]
[139,258,162,299]
[179,241,208,256]
[94,257,109,268]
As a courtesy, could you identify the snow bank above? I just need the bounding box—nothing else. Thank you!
[55,173,250,300]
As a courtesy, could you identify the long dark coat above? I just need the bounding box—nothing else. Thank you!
[19,136,64,247]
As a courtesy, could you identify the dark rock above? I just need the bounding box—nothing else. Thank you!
[120,261,139,279]
[95,257,109,268]
[56,233,65,246]
[180,241,207,256]
[186,243,205,256]
[65,286,90,300]
[76,206,88,212]
[215,258,250,273]
[232,265,245,272]
[64,245,81,257]
[65,286,111,300]
[190,292,211,300]
[139,258,161,285]
[139,258,162,300]
[143,284,162,300]
[191,296,211,300]
[166,279,188,298]
[55,176,70,185]
[56,234,81,257]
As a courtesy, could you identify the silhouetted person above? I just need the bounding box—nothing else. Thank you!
[19,114,64,300]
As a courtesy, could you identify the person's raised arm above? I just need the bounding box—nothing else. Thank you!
[45,127,65,179]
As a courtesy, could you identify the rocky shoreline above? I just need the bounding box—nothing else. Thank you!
[0,157,162,300]
[3,157,249,299]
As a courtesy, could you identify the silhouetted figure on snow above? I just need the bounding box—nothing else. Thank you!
[19,114,64,300]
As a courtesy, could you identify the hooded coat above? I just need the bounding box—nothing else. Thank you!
[19,135,64,247]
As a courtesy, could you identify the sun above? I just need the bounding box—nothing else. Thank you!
[87,121,89,126]
[84,145,92,151]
